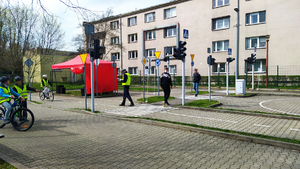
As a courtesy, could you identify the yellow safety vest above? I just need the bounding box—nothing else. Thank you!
[14,85,28,99]
[0,86,11,104]
[122,73,131,86]
[41,79,49,87]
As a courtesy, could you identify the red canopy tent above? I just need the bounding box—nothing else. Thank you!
[52,54,118,94]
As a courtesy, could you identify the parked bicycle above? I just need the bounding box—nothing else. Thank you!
[39,86,54,102]
[0,98,34,131]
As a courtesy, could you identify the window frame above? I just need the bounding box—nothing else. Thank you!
[246,11,266,25]
[213,0,230,8]
[164,7,176,19]
[165,27,177,38]
[245,59,266,73]
[128,50,138,59]
[164,46,176,57]
[110,21,119,30]
[146,49,156,58]
[245,36,266,49]
[111,37,119,45]
[128,33,138,43]
[146,31,156,40]
[169,65,177,75]
[212,63,227,73]
[212,40,229,52]
[145,12,156,23]
[212,16,230,31]
[111,52,120,61]
[128,17,137,27]
[128,67,138,75]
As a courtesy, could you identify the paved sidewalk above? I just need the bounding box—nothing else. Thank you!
[0,104,299,168]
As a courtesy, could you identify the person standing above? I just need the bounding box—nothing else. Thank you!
[193,69,201,97]
[119,69,134,106]
[160,67,173,105]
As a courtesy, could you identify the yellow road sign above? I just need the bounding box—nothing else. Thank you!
[80,54,88,64]
[191,54,195,61]
[155,51,161,59]
[141,58,147,65]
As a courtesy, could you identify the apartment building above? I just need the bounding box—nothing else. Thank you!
[84,0,300,76]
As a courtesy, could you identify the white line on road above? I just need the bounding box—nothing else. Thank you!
[259,99,300,116]
[290,128,300,132]
[253,124,271,128]
[160,112,238,124]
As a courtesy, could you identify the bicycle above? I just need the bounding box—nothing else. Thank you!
[0,98,35,131]
[39,86,54,102]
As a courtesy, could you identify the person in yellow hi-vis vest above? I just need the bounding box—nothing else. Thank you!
[119,69,134,106]
[40,75,52,98]
[12,76,39,109]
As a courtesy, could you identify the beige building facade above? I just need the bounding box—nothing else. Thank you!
[85,0,300,77]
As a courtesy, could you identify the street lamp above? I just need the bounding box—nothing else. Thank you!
[266,34,270,87]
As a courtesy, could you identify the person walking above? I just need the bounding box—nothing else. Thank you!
[160,67,173,106]
[119,69,134,106]
[193,68,201,97]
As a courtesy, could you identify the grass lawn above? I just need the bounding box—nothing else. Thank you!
[186,91,210,95]
[137,96,175,103]
[119,86,163,92]
[27,83,84,90]
[0,159,17,169]
[63,91,120,97]
[184,99,219,108]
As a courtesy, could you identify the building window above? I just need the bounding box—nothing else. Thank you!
[128,34,137,43]
[150,66,156,75]
[212,17,230,30]
[128,51,138,59]
[111,53,120,60]
[169,65,176,74]
[212,63,226,73]
[245,59,266,73]
[246,36,266,49]
[128,17,137,26]
[117,68,120,76]
[165,27,176,37]
[129,67,138,75]
[110,21,119,30]
[164,46,176,56]
[146,49,156,57]
[246,11,266,25]
[146,31,156,40]
[111,37,119,45]
[145,12,155,23]
[213,40,229,52]
[164,7,176,19]
[213,0,229,8]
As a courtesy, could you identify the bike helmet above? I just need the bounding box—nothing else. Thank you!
[42,74,47,78]
[14,76,22,82]
[0,76,10,83]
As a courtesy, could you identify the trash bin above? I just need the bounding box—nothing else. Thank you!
[81,87,85,96]
[59,87,66,94]
[235,79,246,95]
[56,85,64,94]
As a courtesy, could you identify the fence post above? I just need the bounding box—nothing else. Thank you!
[277,65,279,89]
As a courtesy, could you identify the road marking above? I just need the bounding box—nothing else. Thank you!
[160,112,238,124]
[253,124,271,128]
[290,128,300,132]
[259,99,300,116]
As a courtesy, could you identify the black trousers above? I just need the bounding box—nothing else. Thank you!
[122,86,134,105]
[162,85,171,103]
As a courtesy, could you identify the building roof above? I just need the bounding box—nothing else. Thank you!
[86,0,190,25]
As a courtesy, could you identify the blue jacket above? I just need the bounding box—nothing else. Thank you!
[0,85,20,98]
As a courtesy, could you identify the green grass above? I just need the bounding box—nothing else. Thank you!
[184,99,219,108]
[71,108,101,113]
[229,93,255,96]
[126,117,300,144]
[29,100,42,104]
[0,159,17,169]
[137,96,175,103]
[119,86,163,92]
[186,91,210,95]
[28,83,84,90]
[64,91,82,96]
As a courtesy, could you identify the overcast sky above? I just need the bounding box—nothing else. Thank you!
[17,0,171,51]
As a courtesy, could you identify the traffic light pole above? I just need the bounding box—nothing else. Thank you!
[252,64,254,90]
[191,64,193,93]
[90,38,95,113]
[157,65,160,97]
[208,64,211,102]
[226,62,229,96]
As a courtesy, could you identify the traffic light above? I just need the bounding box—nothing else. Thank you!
[163,56,170,62]
[92,39,103,59]
[251,53,256,63]
[173,41,187,61]
[207,55,216,65]
[226,57,235,63]
[246,57,252,64]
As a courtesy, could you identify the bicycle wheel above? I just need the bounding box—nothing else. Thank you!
[39,91,45,101]
[11,108,34,131]
[49,91,54,102]
[0,107,6,128]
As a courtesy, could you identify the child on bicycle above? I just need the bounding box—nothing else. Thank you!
[41,75,52,99]
[13,76,39,109]
[0,76,24,124]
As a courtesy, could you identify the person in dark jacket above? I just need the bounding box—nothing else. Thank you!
[119,69,134,106]
[13,76,39,109]
[160,67,173,105]
[193,69,201,97]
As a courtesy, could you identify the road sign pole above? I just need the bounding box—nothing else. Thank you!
[209,64,211,102]
[226,62,229,96]
[157,66,159,97]
[96,62,98,96]
[89,34,95,113]
[114,62,116,95]
[29,66,31,101]
[191,64,193,93]
[143,65,145,100]
[182,58,185,105]
[84,63,87,110]
[252,64,254,90]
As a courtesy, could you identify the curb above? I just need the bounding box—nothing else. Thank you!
[0,152,30,169]
[122,118,300,151]
[226,94,257,98]
[179,106,300,121]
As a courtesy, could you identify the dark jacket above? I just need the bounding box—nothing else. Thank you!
[193,73,201,83]
[13,84,37,93]
[160,72,172,87]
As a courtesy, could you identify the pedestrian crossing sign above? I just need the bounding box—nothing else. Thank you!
[155,51,161,59]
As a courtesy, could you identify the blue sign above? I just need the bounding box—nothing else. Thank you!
[155,59,161,67]
[228,48,232,55]
[254,47,257,52]
[183,29,189,39]
[24,58,33,68]
[191,61,194,67]
[207,48,211,54]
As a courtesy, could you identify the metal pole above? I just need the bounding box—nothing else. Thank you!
[277,65,279,89]
[89,34,94,112]
[120,17,123,72]
[191,65,193,93]
[235,0,240,81]
[157,66,160,96]
[252,64,254,90]
[142,30,145,101]
[114,63,116,94]
[266,39,269,87]
[147,59,151,103]
[226,62,229,96]
[96,62,98,96]
[218,66,220,87]
[84,63,87,110]
[29,66,31,101]
[209,65,211,102]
